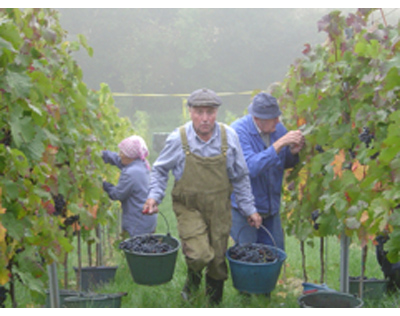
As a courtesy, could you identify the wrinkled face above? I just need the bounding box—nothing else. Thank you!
[189,106,218,141]
[254,116,280,134]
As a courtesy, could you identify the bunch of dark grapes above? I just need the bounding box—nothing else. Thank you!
[358,127,374,148]
[0,129,11,147]
[315,145,324,153]
[311,209,320,230]
[119,235,174,254]
[0,286,7,308]
[63,215,79,227]
[52,194,66,216]
[228,243,279,263]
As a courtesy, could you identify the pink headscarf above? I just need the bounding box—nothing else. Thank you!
[118,135,150,170]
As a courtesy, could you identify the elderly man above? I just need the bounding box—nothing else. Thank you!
[230,92,305,251]
[143,88,261,305]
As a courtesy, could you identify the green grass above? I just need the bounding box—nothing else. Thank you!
[6,178,400,308]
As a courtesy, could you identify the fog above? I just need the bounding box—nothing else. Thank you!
[56,8,400,137]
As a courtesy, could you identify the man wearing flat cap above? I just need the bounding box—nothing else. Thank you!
[143,88,261,305]
[230,91,305,251]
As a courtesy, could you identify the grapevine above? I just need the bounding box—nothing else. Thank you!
[0,8,135,306]
[276,8,400,265]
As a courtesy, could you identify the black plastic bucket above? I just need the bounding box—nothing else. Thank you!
[63,292,127,308]
[298,291,363,308]
[73,266,118,291]
[45,289,80,308]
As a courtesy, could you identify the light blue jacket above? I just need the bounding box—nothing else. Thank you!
[230,115,299,216]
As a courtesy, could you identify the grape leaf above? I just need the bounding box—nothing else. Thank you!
[5,70,32,99]
[10,115,35,147]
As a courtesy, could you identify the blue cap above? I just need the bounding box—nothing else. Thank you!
[248,92,281,119]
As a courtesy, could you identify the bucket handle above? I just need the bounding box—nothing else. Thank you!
[158,211,171,237]
[236,224,277,249]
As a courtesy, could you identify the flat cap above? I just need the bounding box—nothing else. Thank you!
[187,88,222,107]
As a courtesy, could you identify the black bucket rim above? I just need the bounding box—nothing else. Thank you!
[121,233,181,257]
[73,265,118,271]
[349,277,388,284]
[226,244,286,266]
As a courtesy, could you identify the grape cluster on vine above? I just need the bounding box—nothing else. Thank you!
[52,194,66,216]
[358,127,374,148]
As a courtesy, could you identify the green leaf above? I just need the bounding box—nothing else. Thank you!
[345,217,361,230]
[5,70,32,99]
[19,130,45,161]
[4,179,19,200]
[78,34,93,57]
[0,20,22,49]
[296,93,318,113]
[10,115,35,147]
[379,146,399,164]
[12,266,45,294]
[83,179,101,205]
[0,37,16,53]
[0,210,30,240]
[383,67,400,91]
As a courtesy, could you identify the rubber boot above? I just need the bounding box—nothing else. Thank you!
[181,268,202,301]
[205,275,224,306]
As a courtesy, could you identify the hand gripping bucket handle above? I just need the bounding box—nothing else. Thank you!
[236,224,278,248]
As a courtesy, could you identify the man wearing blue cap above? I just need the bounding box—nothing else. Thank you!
[230,92,305,250]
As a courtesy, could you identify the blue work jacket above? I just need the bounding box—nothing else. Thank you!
[230,114,299,216]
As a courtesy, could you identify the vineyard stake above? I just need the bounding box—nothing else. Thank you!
[47,263,60,308]
[339,233,350,292]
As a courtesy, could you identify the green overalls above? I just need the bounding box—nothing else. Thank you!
[171,123,232,281]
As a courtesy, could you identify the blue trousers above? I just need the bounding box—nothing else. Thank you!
[230,207,285,251]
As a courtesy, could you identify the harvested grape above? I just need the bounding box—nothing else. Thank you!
[228,243,279,263]
[119,235,174,254]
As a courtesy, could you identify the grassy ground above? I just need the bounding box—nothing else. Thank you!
[6,178,400,308]
[96,179,400,308]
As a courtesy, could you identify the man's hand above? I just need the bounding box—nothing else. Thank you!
[142,198,159,215]
[289,132,305,154]
[274,130,305,154]
[247,212,262,229]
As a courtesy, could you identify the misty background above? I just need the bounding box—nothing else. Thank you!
[56,8,399,153]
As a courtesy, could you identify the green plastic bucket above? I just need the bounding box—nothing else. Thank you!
[298,291,363,308]
[122,233,180,285]
[349,277,388,300]
[122,212,180,285]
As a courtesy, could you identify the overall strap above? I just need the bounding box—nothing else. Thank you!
[180,123,227,156]
[179,126,190,155]
[219,123,228,156]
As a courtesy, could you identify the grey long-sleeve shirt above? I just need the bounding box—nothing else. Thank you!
[102,150,157,236]
[148,121,257,217]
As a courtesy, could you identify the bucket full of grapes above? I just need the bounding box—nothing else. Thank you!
[226,225,286,294]
[119,212,180,285]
